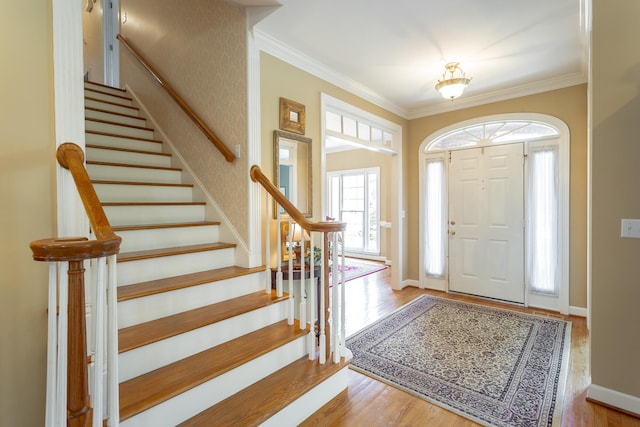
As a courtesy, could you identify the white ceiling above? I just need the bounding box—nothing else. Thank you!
[248,0,589,119]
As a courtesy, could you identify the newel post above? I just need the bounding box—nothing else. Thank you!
[67,259,92,427]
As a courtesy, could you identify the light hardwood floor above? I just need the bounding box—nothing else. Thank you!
[301,264,640,427]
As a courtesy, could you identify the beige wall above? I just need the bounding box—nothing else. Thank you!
[327,149,392,260]
[0,3,56,426]
[408,85,588,309]
[591,0,640,400]
[119,0,249,240]
[82,0,104,82]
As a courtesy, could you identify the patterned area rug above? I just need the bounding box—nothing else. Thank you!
[335,259,387,283]
[346,295,571,427]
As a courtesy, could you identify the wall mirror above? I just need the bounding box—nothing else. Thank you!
[273,130,312,218]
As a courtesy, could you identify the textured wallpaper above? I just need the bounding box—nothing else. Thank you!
[119,0,248,241]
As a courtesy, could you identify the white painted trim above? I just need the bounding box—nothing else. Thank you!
[246,26,263,268]
[102,0,120,87]
[408,73,587,120]
[255,28,408,119]
[400,279,419,289]
[569,306,588,317]
[254,28,587,121]
[418,113,570,315]
[588,384,640,416]
[320,93,403,290]
[125,86,251,267]
[53,0,87,238]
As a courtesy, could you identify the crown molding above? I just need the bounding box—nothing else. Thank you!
[408,72,588,119]
[254,28,409,118]
[254,28,587,122]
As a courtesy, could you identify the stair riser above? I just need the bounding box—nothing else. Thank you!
[119,337,307,427]
[84,82,126,97]
[86,132,162,152]
[87,147,171,168]
[85,109,146,127]
[262,367,350,427]
[94,183,193,203]
[84,89,133,106]
[119,301,288,382]
[85,98,138,116]
[118,272,265,328]
[87,164,182,184]
[86,120,154,139]
[117,248,235,285]
[103,204,205,227]
[116,225,219,253]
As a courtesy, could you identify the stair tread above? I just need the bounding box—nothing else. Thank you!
[102,201,205,206]
[117,242,236,263]
[87,160,180,171]
[87,143,171,156]
[119,319,308,421]
[85,81,127,93]
[86,117,154,132]
[92,179,193,188]
[85,96,139,112]
[117,265,265,302]
[85,106,145,121]
[86,130,162,143]
[84,87,133,102]
[179,350,353,427]
[119,290,289,353]
[113,221,220,232]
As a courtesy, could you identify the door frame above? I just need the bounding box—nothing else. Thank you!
[418,113,570,314]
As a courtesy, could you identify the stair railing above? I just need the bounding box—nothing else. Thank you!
[250,165,347,364]
[30,143,122,427]
[117,34,235,163]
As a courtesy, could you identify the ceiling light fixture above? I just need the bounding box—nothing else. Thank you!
[435,62,472,100]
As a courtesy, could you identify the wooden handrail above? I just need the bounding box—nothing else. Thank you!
[30,142,121,427]
[117,34,236,163]
[250,165,345,234]
[31,143,121,261]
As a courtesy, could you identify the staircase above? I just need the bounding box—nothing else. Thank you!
[83,81,351,426]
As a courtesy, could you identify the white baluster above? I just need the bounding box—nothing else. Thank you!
[287,218,294,325]
[275,213,283,298]
[45,262,58,427]
[56,262,69,427]
[332,232,340,363]
[264,193,272,294]
[307,232,316,359]
[106,255,119,426]
[299,226,306,330]
[339,231,346,359]
[319,234,326,364]
[92,257,106,427]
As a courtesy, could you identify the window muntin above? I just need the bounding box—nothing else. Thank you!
[428,121,558,151]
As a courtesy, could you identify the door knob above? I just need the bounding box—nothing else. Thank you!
[450,220,456,225]
[449,230,456,236]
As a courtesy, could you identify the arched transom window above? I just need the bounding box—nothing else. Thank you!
[427,120,559,151]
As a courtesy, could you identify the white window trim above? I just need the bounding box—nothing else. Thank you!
[418,113,570,314]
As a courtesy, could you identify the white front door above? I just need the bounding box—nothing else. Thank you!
[448,144,524,303]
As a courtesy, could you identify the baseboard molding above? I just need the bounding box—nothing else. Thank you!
[588,384,640,417]
[569,305,588,317]
[401,279,419,289]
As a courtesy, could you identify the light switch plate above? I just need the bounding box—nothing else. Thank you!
[621,219,640,238]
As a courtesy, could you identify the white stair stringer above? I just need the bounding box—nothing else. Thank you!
[119,298,289,382]
[117,271,265,328]
[117,246,236,285]
[119,336,307,427]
